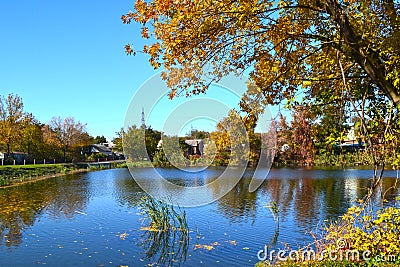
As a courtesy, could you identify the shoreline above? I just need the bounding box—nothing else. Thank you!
[0,168,89,189]
[0,161,127,188]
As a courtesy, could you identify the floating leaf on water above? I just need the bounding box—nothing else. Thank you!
[203,245,214,251]
[119,232,127,240]
[139,226,153,231]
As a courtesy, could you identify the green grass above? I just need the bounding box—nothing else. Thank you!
[126,160,153,168]
[0,163,68,169]
[138,195,190,265]
[0,163,82,187]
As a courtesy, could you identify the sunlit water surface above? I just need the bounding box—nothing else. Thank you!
[0,167,399,266]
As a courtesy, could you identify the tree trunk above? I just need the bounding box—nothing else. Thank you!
[324,0,400,106]
[6,143,10,158]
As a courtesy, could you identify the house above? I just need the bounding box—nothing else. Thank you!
[99,142,115,149]
[336,128,365,152]
[89,144,114,158]
[338,141,365,152]
[185,139,204,156]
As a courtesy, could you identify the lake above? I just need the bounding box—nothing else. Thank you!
[0,167,399,266]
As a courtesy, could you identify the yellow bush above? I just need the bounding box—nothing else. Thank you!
[321,201,400,260]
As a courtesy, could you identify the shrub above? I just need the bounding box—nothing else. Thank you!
[256,199,400,267]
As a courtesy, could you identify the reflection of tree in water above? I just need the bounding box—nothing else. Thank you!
[0,174,90,247]
[113,176,144,208]
[114,174,191,265]
[138,196,190,266]
[260,175,400,227]
[140,226,189,266]
[215,177,257,223]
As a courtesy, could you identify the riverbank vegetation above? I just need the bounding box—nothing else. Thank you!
[119,114,397,168]
[0,164,84,187]
[255,198,400,267]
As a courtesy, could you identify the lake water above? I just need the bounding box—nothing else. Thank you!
[0,167,399,266]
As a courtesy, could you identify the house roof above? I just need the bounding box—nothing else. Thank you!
[90,144,113,155]
[185,139,203,146]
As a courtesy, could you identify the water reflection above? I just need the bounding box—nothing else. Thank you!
[204,168,400,228]
[258,168,400,226]
[0,174,90,247]
[0,167,398,266]
[113,174,144,208]
[215,177,257,223]
[140,223,190,266]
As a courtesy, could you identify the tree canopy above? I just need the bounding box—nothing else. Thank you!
[123,0,400,107]
[0,94,26,156]
[48,116,90,162]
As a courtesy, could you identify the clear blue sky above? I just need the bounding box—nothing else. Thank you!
[0,0,282,140]
[0,0,159,141]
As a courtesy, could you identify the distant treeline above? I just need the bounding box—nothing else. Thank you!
[0,93,114,164]
[121,108,389,168]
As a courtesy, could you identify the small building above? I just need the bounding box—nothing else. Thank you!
[338,140,365,152]
[336,128,365,152]
[89,144,114,158]
[185,139,204,156]
[99,142,115,149]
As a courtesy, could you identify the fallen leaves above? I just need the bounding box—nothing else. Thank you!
[194,240,240,252]
[194,242,217,251]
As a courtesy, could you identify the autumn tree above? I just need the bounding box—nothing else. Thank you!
[186,128,210,139]
[48,116,89,162]
[210,110,249,166]
[113,129,124,152]
[122,125,162,161]
[275,113,294,165]
[124,0,399,105]
[93,135,107,144]
[19,114,47,159]
[291,106,316,166]
[124,0,400,188]
[0,94,25,158]
[145,127,162,161]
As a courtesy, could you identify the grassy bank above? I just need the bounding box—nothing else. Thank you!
[0,164,86,187]
[314,151,375,167]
